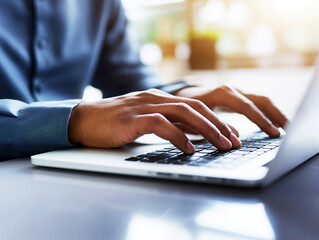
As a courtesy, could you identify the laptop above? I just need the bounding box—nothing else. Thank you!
[31,66,319,187]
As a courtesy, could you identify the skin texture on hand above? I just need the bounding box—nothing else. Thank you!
[68,89,242,154]
[175,85,289,137]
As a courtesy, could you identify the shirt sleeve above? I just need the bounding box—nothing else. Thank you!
[0,99,81,160]
[91,0,195,97]
[90,0,159,97]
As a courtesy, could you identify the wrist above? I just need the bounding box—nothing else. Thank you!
[68,102,87,144]
[174,87,197,97]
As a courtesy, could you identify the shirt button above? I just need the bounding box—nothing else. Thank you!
[36,86,41,93]
[34,82,42,93]
[37,38,47,49]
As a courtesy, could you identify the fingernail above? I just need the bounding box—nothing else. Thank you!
[230,133,242,148]
[186,140,195,154]
[219,134,232,148]
[270,125,280,137]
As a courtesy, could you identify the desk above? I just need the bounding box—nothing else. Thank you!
[1,67,318,240]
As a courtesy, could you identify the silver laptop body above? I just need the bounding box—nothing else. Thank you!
[31,66,319,187]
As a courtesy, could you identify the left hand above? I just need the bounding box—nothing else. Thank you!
[175,85,289,138]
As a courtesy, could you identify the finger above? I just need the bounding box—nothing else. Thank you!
[220,92,281,137]
[184,99,242,148]
[135,90,241,148]
[227,123,239,137]
[136,113,195,154]
[163,97,242,148]
[145,103,233,150]
[243,94,289,129]
[174,123,199,135]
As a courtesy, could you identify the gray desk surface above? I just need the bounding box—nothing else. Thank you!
[1,155,319,240]
[1,67,318,240]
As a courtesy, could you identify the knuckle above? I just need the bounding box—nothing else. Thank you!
[148,88,161,93]
[220,85,233,93]
[175,102,192,113]
[192,99,206,110]
[260,96,272,104]
[124,98,139,107]
[147,113,165,126]
[241,101,253,110]
[148,88,167,95]
[219,120,230,131]
[206,123,220,137]
[137,90,157,98]
[213,85,233,97]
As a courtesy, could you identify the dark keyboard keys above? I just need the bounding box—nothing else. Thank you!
[125,157,139,161]
[125,131,283,168]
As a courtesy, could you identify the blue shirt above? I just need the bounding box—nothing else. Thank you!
[0,0,190,160]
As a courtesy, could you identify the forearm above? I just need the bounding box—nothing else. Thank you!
[0,99,81,160]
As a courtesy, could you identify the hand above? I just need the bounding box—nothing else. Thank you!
[68,89,242,153]
[175,85,289,137]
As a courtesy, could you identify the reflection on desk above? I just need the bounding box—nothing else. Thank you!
[33,168,275,240]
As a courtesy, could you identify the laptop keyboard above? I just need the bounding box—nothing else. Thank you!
[125,131,283,169]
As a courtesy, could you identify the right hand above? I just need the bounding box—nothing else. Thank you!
[68,89,242,154]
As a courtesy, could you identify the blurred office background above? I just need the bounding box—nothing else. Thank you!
[121,0,319,82]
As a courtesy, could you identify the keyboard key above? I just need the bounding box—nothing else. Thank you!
[206,146,219,151]
[155,149,171,153]
[268,143,280,147]
[245,153,263,158]
[136,154,147,158]
[127,131,283,169]
[157,159,171,164]
[184,155,201,161]
[145,152,159,157]
[259,139,277,143]
[125,157,139,161]
[194,145,207,150]
[249,143,268,148]
[263,145,277,149]
[231,151,249,155]
[187,161,207,166]
[239,147,257,152]
[223,155,241,159]
[197,149,215,154]
[169,154,198,162]
[193,152,209,157]
[255,149,271,153]
[140,153,172,162]
[172,159,191,165]
[140,152,177,163]
[204,153,228,161]
[140,157,157,163]
[169,149,183,154]
[208,151,226,156]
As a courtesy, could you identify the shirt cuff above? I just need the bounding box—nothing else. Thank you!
[0,99,82,160]
[155,80,196,95]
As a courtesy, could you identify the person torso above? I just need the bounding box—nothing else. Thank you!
[0,0,111,102]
